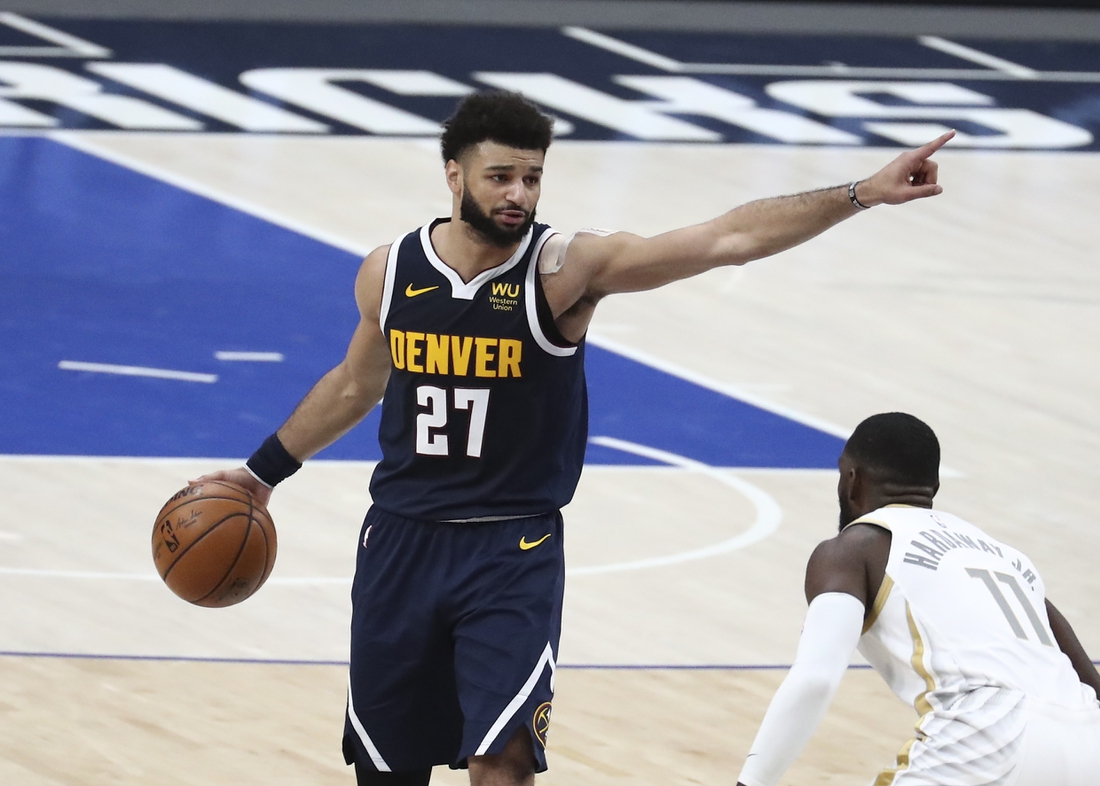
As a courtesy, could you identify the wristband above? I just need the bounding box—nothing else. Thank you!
[246,433,302,488]
[848,181,871,211]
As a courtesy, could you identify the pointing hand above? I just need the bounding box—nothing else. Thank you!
[855,129,955,207]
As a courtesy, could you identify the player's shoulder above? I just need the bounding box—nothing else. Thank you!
[363,243,391,265]
[809,524,891,570]
[354,244,393,317]
[805,525,892,603]
[358,244,391,280]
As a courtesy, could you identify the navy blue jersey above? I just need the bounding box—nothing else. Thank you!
[368,219,587,521]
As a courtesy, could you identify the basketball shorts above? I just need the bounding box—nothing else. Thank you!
[876,687,1100,785]
[342,506,564,774]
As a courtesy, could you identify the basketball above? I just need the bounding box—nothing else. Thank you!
[151,480,277,608]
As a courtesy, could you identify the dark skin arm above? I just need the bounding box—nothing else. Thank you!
[803,523,892,615]
[1046,599,1100,697]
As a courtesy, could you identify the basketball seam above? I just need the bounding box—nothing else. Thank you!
[160,510,250,581]
[253,503,276,584]
[194,502,255,605]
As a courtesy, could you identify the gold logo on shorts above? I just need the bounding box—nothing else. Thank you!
[532,701,552,747]
[519,533,551,551]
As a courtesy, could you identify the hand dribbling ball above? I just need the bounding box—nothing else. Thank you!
[152,480,277,607]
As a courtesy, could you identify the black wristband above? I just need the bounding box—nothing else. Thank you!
[848,181,871,211]
[246,433,302,488]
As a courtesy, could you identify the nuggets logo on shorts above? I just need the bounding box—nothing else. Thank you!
[532,701,552,747]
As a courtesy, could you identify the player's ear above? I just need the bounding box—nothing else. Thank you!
[445,159,463,196]
[846,464,867,511]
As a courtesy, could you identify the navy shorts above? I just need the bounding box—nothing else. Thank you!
[342,506,564,774]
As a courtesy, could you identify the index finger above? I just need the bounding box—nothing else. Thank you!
[915,129,956,158]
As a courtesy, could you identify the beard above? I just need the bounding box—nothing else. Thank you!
[460,190,536,248]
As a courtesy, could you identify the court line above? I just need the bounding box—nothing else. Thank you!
[0,448,781,583]
[2,649,1096,669]
[0,12,112,58]
[0,568,159,581]
[0,568,349,585]
[215,351,285,362]
[0,46,91,56]
[52,132,374,258]
[584,340,962,478]
[587,332,850,438]
[0,649,871,670]
[563,25,1100,82]
[567,437,781,576]
[58,360,218,383]
[561,26,684,72]
[0,460,830,480]
[0,456,832,473]
[918,36,1039,79]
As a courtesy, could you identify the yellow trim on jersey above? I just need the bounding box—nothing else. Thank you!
[872,736,916,786]
[906,603,936,716]
[841,515,892,534]
[863,574,894,634]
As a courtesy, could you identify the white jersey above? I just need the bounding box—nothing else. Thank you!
[848,505,1100,785]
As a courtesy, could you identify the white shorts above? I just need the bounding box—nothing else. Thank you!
[875,688,1100,786]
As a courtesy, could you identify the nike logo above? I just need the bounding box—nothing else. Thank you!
[405,284,439,298]
[519,533,551,551]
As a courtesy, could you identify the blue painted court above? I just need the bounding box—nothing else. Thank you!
[0,135,844,467]
[7,15,1095,466]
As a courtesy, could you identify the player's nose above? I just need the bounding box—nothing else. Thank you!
[504,180,528,203]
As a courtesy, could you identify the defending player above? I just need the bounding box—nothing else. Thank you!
[736,412,1100,786]
[198,93,952,786]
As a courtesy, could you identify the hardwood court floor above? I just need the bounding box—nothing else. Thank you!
[0,657,913,786]
[3,135,1100,783]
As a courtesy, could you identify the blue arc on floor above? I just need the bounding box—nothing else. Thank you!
[0,136,844,468]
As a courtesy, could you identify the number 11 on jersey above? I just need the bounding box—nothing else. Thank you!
[416,385,490,458]
[967,567,1054,646]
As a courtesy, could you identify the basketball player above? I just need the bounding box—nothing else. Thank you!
[736,412,1100,786]
[197,93,952,786]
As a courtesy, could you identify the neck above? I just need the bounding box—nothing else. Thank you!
[865,486,936,513]
[432,216,522,282]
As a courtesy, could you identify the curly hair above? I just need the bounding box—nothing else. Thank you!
[440,91,553,163]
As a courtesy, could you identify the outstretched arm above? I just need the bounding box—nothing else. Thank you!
[735,592,863,786]
[1046,600,1100,697]
[736,528,884,786]
[558,131,953,301]
[193,247,393,504]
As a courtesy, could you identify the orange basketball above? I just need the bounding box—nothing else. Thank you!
[152,480,277,608]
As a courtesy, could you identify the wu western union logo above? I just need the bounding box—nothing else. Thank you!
[489,281,520,312]
[390,330,522,377]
